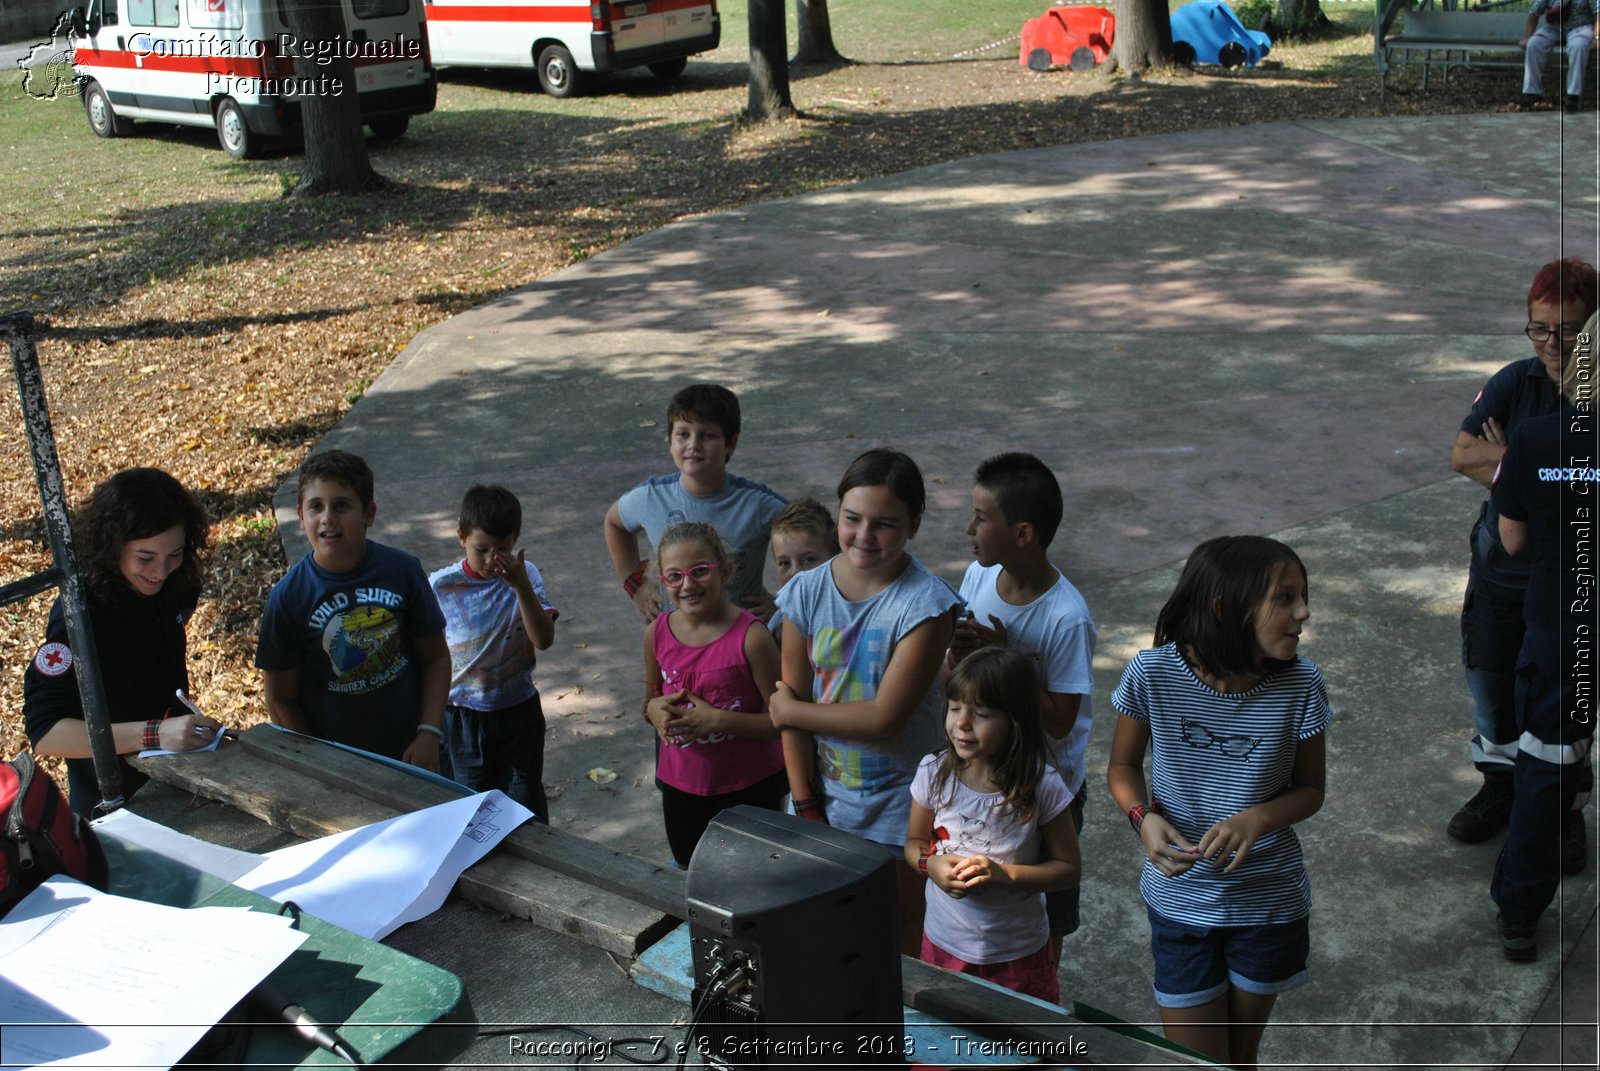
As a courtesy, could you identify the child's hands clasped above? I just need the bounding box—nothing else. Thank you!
[1198,810,1269,873]
[1139,814,1203,877]
[940,853,1013,897]
[646,688,727,746]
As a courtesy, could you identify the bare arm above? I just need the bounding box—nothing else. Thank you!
[775,618,820,818]
[1197,732,1326,873]
[1042,692,1083,743]
[33,711,221,758]
[769,612,955,740]
[1107,712,1201,877]
[263,666,311,734]
[951,807,1082,895]
[401,630,451,772]
[1453,427,1507,487]
[1499,514,1530,556]
[604,500,661,622]
[497,549,555,650]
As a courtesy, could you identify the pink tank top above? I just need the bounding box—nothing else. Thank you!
[652,608,784,795]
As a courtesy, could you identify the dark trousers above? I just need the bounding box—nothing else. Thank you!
[659,770,787,867]
[1491,658,1594,926]
[1460,553,1525,772]
[439,694,549,823]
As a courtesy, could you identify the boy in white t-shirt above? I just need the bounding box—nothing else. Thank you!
[949,452,1097,961]
[430,485,558,820]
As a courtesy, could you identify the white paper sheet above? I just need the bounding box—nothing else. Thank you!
[235,790,532,940]
[91,808,264,884]
[0,878,307,1069]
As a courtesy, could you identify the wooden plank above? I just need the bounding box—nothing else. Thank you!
[132,740,675,958]
[901,958,1196,1067]
[234,726,689,916]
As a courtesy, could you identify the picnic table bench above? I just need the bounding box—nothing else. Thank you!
[1375,0,1595,106]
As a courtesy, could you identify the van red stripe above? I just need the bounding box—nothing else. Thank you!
[422,4,590,20]
[74,45,419,74]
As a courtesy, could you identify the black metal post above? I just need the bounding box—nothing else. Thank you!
[1,311,124,813]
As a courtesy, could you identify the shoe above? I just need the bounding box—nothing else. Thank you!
[1565,95,1581,112]
[1520,93,1544,110]
[1562,810,1587,875]
[1499,913,1537,962]
[1448,774,1514,843]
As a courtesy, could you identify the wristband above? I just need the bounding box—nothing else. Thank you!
[793,795,822,815]
[917,846,933,876]
[1128,800,1160,832]
[143,718,164,750]
[622,560,648,597]
[415,723,445,741]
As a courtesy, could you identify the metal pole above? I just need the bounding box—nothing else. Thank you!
[1,311,125,813]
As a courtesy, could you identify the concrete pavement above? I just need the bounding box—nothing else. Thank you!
[277,112,1600,1068]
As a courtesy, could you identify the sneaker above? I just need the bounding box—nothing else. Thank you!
[1520,93,1544,111]
[1562,810,1587,875]
[1499,913,1537,961]
[1565,95,1581,112]
[1448,775,1514,843]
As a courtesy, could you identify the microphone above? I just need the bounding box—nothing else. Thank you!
[250,979,365,1067]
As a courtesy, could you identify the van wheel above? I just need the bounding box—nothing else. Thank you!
[215,97,255,159]
[537,44,582,97]
[648,58,686,80]
[83,80,131,138]
[368,114,410,141]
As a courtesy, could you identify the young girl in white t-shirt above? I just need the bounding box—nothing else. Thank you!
[906,647,1081,1004]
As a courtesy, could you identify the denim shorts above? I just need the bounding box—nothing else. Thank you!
[1147,905,1310,1009]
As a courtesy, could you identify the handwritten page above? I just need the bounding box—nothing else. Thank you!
[0,878,307,1069]
[235,790,533,940]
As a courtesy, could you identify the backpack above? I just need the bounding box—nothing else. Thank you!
[1,752,109,917]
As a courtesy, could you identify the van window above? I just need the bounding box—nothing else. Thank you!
[188,0,243,29]
[350,0,408,19]
[127,0,180,27]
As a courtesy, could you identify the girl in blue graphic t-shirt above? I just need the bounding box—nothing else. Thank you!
[1107,535,1331,1071]
[770,448,963,955]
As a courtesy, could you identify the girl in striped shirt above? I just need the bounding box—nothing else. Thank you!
[1107,536,1330,1071]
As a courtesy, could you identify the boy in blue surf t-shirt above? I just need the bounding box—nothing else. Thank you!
[256,449,451,769]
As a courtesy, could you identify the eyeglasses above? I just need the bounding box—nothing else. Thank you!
[659,561,717,587]
[1525,322,1586,343]
[1179,718,1261,759]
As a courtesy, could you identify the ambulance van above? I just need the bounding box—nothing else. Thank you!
[70,0,436,158]
[422,0,719,97]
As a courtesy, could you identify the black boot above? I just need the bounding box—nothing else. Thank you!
[1449,773,1514,843]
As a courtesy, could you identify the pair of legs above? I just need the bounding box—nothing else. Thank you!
[1524,22,1595,100]
[440,695,550,821]
[1160,988,1279,1071]
[1490,658,1595,945]
[659,770,787,867]
[1148,907,1309,1071]
[1451,556,1523,838]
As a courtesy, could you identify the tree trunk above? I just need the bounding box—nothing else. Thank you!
[1107,0,1175,73]
[793,0,844,65]
[281,0,386,196]
[1272,0,1330,37]
[747,0,795,119]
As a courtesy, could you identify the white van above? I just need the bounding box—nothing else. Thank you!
[421,0,719,97]
[70,0,437,158]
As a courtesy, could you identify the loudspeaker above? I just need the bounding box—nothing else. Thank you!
[684,806,904,1068]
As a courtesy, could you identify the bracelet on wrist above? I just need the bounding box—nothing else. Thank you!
[622,560,648,597]
[793,796,822,815]
[143,718,164,750]
[415,723,445,741]
[917,846,933,876]
[1128,800,1161,832]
